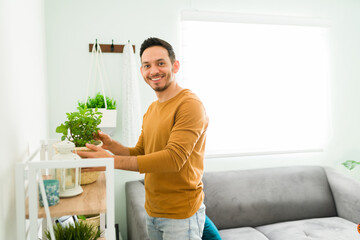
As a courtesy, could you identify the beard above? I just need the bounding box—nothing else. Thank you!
[153,80,172,92]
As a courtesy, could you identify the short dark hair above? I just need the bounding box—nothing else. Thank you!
[140,37,176,63]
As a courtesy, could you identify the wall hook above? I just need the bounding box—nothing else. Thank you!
[88,40,135,53]
[111,40,114,52]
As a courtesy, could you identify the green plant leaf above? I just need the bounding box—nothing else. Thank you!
[342,160,360,170]
[77,215,86,221]
[56,124,68,135]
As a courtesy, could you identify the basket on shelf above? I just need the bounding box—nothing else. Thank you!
[79,214,100,229]
[80,171,100,185]
[75,141,103,185]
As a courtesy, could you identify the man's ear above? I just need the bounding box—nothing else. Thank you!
[173,60,180,74]
[140,66,143,75]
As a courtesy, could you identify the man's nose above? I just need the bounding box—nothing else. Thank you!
[150,66,160,75]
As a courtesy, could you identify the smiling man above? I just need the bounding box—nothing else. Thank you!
[78,37,209,240]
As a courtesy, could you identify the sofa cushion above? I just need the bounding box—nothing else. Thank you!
[126,181,149,240]
[203,215,222,240]
[203,166,337,230]
[256,217,358,240]
[220,227,269,240]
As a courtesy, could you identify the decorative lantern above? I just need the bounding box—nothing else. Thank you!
[53,141,83,197]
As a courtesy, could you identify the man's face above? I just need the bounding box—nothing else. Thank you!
[140,46,178,92]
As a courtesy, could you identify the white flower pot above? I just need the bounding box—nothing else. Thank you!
[96,109,117,136]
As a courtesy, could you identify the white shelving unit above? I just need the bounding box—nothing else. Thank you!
[16,140,115,240]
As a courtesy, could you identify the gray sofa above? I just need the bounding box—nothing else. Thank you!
[125,166,360,240]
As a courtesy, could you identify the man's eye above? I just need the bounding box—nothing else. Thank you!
[158,62,165,66]
[143,65,150,68]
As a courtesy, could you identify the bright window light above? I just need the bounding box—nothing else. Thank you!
[180,12,331,156]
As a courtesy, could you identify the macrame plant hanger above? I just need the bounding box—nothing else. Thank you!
[86,39,111,108]
[86,39,117,135]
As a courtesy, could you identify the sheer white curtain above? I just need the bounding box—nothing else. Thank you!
[121,42,142,146]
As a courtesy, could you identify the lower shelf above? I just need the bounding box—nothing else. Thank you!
[26,172,107,218]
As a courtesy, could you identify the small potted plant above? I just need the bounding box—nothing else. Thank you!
[56,106,103,185]
[45,221,102,240]
[342,160,360,170]
[56,106,103,147]
[78,92,117,135]
[341,160,360,180]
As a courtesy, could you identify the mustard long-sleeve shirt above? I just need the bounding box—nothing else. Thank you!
[128,89,209,219]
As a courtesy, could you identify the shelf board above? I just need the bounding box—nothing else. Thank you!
[26,172,106,218]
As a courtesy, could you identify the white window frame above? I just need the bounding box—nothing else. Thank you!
[180,11,332,158]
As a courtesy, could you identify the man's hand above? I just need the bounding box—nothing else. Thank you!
[77,143,139,172]
[94,130,131,156]
[76,143,113,159]
[94,130,113,150]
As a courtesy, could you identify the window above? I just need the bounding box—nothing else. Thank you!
[180,11,331,157]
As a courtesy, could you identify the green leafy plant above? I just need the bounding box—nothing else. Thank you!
[56,107,103,147]
[45,221,102,240]
[77,214,98,221]
[77,215,87,221]
[78,92,116,110]
[342,160,360,170]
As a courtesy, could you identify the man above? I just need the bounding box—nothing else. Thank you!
[78,37,209,240]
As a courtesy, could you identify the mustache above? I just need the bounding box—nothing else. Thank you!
[149,74,164,78]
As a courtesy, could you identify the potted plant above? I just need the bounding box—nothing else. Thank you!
[45,221,102,240]
[56,106,103,185]
[341,160,360,180]
[78,92,117,135]
[56,106,103,147]
[342,160,360,170]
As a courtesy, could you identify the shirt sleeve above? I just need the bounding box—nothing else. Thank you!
[137,99,208,173]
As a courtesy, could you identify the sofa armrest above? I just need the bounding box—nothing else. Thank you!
[325,167,360,223]
[125,180,149,240]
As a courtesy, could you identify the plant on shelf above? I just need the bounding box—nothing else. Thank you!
[45,221,102,240]
[56,106,103,185]
[78,92,116,110]
[55,106,103,147]
[342,160,360,170]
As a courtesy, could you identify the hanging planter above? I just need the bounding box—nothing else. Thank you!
[82,41,118,136]
[78,92,117,135]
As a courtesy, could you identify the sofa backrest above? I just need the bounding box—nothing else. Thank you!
[202,166,337,230]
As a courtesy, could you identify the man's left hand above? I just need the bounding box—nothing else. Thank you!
[76,143,113,159]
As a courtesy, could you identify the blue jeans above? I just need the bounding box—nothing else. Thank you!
[146,204,206,240]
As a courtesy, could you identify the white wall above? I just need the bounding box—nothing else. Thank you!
[43,0,360,239]
[0,0,48,239]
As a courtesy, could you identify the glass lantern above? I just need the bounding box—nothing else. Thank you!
[53,141,83,197]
